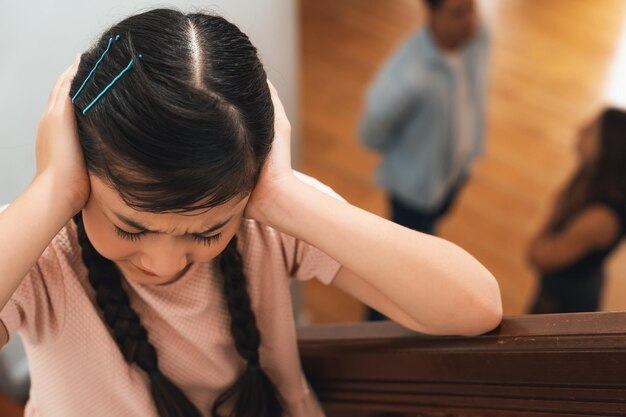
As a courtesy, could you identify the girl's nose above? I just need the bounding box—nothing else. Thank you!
[139,237,189,277]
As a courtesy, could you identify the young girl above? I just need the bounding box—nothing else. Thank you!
[0,8,501,417]
[528,108,626,314]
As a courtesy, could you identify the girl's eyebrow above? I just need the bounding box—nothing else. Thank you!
[113,211,232,235]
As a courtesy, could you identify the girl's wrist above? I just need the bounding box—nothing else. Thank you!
[34,171,84,222]
[252,174,305,230]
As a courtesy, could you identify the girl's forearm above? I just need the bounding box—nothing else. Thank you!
[0,173,75,311]
[259,176,502,335]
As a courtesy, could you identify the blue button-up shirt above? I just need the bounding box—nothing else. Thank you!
[360,25,489,211]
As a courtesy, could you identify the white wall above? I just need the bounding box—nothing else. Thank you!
[0,0,299,204]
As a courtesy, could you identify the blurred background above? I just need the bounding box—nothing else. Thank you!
[298,0,626,322]
[2,0,626,412]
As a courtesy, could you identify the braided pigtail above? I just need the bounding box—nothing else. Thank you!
[74,214,202,417]
[212,236,283,417]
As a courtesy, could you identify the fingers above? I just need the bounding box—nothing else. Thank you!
[47,55,81,113]
[267,79,285,115]
[265,80,292,167]
[267,79,278,97]
[266,79,289,130]
[47,64,73,111]
[59,58,81,105]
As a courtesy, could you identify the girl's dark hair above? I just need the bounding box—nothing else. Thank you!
[70,8,282,417]
[549,108,626,231]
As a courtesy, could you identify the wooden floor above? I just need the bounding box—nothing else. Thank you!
[298,0,626,322]
[0,390,23,417]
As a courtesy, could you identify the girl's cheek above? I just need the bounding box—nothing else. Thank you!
[190,221,242,263]
[190,245,223,263]
[191,232,236,263]
[82,207,137,262]
[95,234,138,261]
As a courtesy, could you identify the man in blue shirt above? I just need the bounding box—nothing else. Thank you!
[360,0,489,320]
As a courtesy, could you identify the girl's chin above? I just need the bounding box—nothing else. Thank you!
[115,261,191,286]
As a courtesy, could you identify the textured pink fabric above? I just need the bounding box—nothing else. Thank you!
[0,177,342,417]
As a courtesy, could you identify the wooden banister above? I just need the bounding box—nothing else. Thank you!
[297,312,626,417]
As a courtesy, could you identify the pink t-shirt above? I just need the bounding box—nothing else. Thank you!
[0,176,343,417]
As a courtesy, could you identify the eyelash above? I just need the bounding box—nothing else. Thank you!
[192,233,223,246]
[114,226,223,246]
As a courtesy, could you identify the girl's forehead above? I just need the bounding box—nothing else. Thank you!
[89,175,248,233]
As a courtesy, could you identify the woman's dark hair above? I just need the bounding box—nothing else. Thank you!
[70,8,282,417]
[549,108,626,231]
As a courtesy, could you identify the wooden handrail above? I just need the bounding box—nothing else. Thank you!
[298,312,626,417]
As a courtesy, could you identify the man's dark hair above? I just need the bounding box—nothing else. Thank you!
[423,0,446,10]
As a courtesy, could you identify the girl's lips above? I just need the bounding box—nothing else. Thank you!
[130,262,193,282]
[133,264,158,276]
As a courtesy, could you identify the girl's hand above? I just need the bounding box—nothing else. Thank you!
[35,56,90,215]
[245,81,298,222]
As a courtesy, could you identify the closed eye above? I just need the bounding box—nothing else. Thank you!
[114,226,146,241]
[191,233,223,246]
[114,225,222,246]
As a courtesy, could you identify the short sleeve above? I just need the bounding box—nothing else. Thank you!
[279,172,345,285]
[279,233,342,285]
[0,264,50,344]
[0,204,66,345]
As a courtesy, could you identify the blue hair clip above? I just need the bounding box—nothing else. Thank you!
[72,34,143,115]
[72,35,120,104]
[81,53,143,115]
